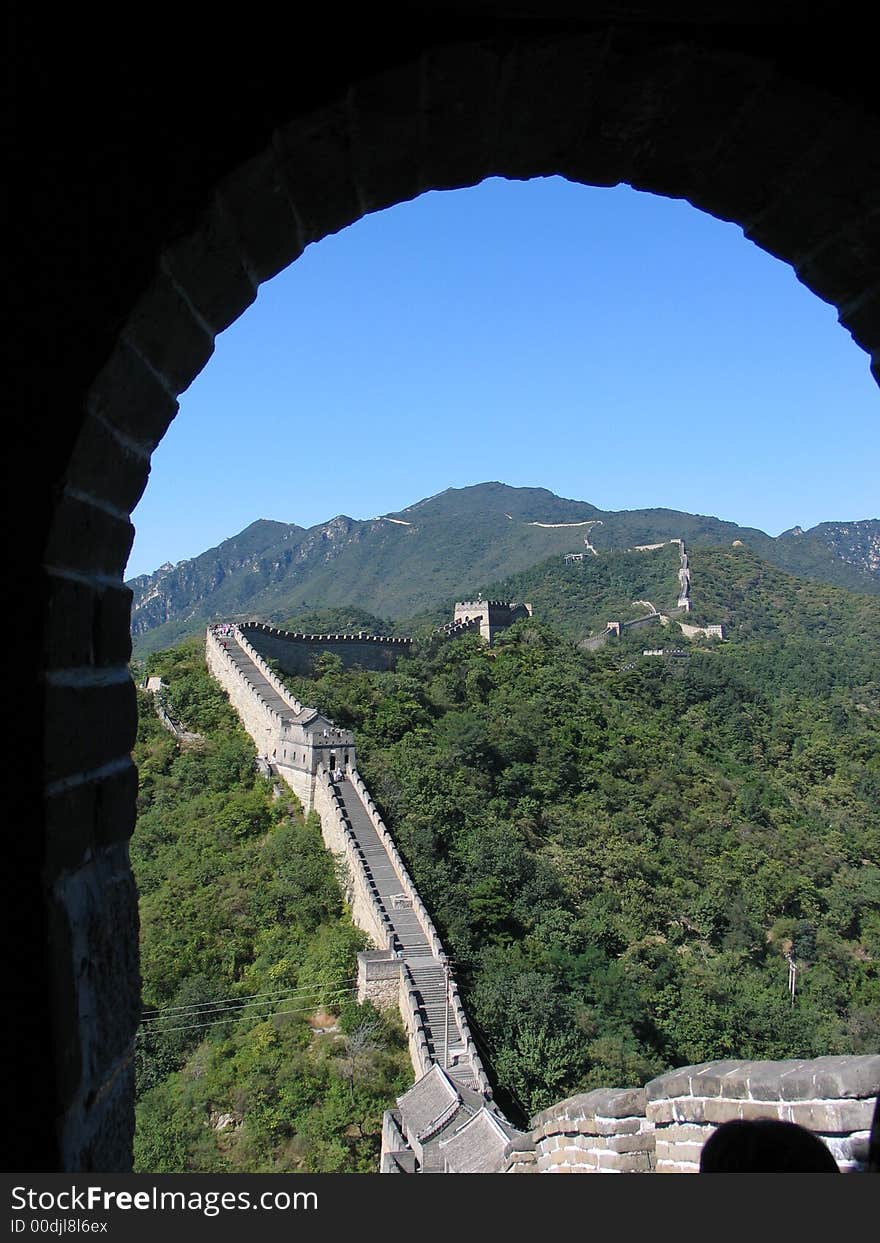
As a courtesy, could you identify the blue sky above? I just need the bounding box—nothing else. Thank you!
[127,176,877,579]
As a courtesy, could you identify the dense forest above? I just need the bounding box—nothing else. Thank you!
[131,639,411,1172]
[132,541,878,1159]
[275,549,879,1121]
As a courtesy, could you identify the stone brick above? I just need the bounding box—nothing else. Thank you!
[421,41,502,190]
[64,413,151,516]
[597,1149,652,1172]
[690,1060,751,1098]
[689,76,849,232]
[493,32,611,180]
[44,760,138,878]
[123,265,216,397]
[217,146,304,285]
[65,1056,136,1174]
[776,1060,823,1101]
[703,1098,754,1125]
[647,1066,696,1101]
[48,845,141,1113]
[349,62,424,213]
[839,289,880,358]
[274,102,362,244]
[796,213,880,313]
[593,1115,644,1137]
[605,1132,654,1155]
[44,678,137,787]
[810,1054,880,1100]
[45,494,134,578]
[43,574,133,670]
[163,198,258,336]
[743,114,880,272]
[741,1060,792,1101]
[656,1141,704,1166]
[646,1098,676,1124]
[599,43,768,202]
[88,337,180,452]
[781,1099,876,1133]
[654,1123,707,1145]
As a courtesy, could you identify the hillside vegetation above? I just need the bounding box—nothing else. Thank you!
[277,557,879,1121]
[131,639,411,1172]
[129,485,879,655]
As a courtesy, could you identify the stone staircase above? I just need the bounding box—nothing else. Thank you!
[218,629,482,1095]
[334,776,478,1089]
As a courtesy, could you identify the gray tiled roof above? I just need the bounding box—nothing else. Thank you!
[438,1108,524,1173]
[397,1065,463,1143]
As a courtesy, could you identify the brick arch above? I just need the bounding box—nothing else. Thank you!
[39,29,880,1171]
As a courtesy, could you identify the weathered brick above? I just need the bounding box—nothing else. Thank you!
[598,1149,652,1172]
[64,413,151,516]
[810,1055,880,1100]
[349,61,424,213]
[691,1060,751,1098]
[44,760,138,877]
[494,33,610,180]
[274,102,362,244]
[48,845,141,1113]
[703,1098,754,1125]
[163,199,258,336]
[593,1115,644,1137]
[44,575,132,670]
[123,265,215,396]
[217,146,304,284]
[605,1132,654,1155]
[653,1123,707,1145]
[421,41,503,190]
[45,495,134,578]
[88,337,180,451]
[781,1099,876,1133]
[44,678,137,786]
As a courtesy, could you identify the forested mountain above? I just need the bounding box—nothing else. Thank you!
[128,485,879,655]
[272,555,879,1120]
[133,546,879,1159]
[131,641,411,1172]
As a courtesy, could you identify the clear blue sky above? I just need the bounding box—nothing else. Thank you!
[127,176,877,580]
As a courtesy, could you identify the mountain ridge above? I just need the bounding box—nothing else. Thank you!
[128,483,879,656]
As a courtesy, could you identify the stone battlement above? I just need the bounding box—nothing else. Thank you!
[240,621,412,675]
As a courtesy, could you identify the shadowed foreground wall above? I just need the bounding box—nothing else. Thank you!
[10,3,880,1169]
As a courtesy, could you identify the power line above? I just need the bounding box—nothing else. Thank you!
[137,989,360,1038]
[140,977,355,1021]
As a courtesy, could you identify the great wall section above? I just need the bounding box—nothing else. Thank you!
[203,621,878,1173]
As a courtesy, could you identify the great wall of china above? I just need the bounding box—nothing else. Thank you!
[203,620,878,1173]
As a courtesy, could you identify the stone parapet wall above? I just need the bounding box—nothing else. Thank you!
[399,964,434,1080]
[206,629,286,757]
[519,1056,879,1174]
[380,1111,409,1173]
[232,627,306,712]
[348,769,443,957]
[312,770,396,955]
[527,1088,654,1173]
[241,622,411,675]
[347,770,492,1092]
[646,1055,879,1173]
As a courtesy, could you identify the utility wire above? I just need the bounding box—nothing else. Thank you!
[140,977,355,1020]
[140,986,357,1027]
[137,989,360,1038]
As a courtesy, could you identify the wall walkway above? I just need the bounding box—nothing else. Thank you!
[205,625,490,1099]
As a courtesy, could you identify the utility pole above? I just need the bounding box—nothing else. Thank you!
[786,951,798,1005]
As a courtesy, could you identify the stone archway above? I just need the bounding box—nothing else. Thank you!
[30,22,880,1170]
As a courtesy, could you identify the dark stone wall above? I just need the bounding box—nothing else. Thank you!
[9,3,879,1170]
[243,624,412,675]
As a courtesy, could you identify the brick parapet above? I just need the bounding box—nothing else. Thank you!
[524,1058,879,1173]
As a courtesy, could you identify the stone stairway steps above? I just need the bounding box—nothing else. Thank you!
[216,656,483,1096]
